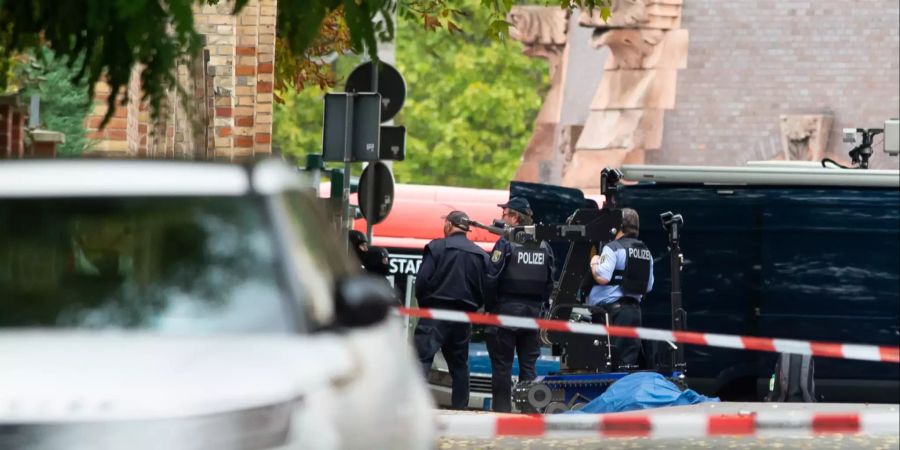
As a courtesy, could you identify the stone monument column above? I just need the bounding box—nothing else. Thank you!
[507,6,569,183]
[565,0,688,191]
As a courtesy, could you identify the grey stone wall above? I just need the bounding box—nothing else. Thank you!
[652,0,900,169]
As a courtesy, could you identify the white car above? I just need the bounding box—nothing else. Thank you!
[0,159,434,449]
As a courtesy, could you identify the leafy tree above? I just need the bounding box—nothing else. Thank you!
[391,2,547,188]
[274,0,548,189]
[17,50,94,157]
[0,0,609,124]
[273,84,327,156]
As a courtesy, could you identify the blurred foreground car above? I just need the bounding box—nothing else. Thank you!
[0,159,434,450]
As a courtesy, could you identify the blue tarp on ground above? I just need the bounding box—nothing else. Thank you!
[568,372,719,414]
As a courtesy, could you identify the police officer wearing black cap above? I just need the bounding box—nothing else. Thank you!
[414,210,490,409]
[348,230,391,276]
[486,197,555,413]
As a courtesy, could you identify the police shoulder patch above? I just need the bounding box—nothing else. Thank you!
[491,250,502,263]
[599,254,609,264]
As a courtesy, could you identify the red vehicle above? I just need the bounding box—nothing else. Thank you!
[351,184,507,302]
[337,181,602,409]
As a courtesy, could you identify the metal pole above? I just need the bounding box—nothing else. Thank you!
[669,219,686,372]
[341,94,354,253]
[365,60,380,243]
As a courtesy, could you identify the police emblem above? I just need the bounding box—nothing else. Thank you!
[491,250,502,263]
[599,254,609,264]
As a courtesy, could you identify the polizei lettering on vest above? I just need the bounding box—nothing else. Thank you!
[628,248,652,260]
[517,251,545,265]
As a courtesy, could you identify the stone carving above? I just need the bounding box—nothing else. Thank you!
[563,0,688,190]
[559,125,584,176]
[508,6,570,183]
[779,114,834,161]
[577,109,663,150]
[508,6,568,50]
[580,0,683,30]
[594,28,688,70]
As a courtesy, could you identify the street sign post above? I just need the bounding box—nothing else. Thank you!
[357,161,395,225]
[379,125,406,161]
[346,61,407,123]
[322,93,382,163]
[321,60,407,246]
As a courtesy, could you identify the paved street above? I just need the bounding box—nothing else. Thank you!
[436,404,900,449]
[436,435,900,449]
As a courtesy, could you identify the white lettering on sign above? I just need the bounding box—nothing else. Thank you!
[517,252,545,265]
[628,248,652,260]
[389,254,423,275]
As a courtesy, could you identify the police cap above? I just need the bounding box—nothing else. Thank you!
[442,210,471,232]
[497,197,533,217]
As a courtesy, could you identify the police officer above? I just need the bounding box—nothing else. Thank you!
[588,208,654,369]
[486,197,555,413]
[348,230,369,265]
[348,230,391,275]
[414,210,490,410]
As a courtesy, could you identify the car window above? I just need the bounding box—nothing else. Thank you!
[0,197,296,334]
[279,191,356,327]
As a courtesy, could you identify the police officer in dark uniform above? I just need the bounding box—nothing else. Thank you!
[588,208,654,369]
[486,197,555,413]
[414,210,490,409]
[348,230,391,276]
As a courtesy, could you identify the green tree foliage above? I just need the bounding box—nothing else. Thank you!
[274,0,548,189]
[391,3,547,188]
[0,0,201,124]
[273,85,327,156]
[0,1,608,125]
[17,50,93,157]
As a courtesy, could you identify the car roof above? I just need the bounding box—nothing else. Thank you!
[0,159,309,197]
[622,163,900,188]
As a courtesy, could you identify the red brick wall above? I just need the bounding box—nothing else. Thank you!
[84,0,276,160]
[0,101,25,159]
[653,0,900,169]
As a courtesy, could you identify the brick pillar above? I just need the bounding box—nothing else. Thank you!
[126,65,142,156]
[0,94,24,159]
[85,81,130,155]
[10,111,24,158]
[255,0,276,155]
[0,102,12,158]
[195,1,237,160]
[29,130,65,158]
[233,1,259,159]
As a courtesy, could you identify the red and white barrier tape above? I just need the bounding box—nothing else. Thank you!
[396,307,900,364]
[436,411,900,439]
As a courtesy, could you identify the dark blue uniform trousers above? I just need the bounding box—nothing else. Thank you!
[595,298,642,369]
[414,317,472,409]
[485,301,541,412]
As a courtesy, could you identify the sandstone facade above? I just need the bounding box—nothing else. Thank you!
[511,0,900,191]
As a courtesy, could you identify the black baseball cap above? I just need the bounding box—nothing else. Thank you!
[498,197,533,216]
[442,210,471,231]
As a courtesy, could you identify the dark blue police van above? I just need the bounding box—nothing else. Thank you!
[615,163,899,402]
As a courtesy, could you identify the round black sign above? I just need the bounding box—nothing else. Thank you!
[345,61,406,122]
[358,161,395,225]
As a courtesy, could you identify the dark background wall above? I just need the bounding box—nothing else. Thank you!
[654,0,900,169]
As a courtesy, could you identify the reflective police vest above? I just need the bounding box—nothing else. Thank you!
[606,237,652,297]
[497,241,550,300]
